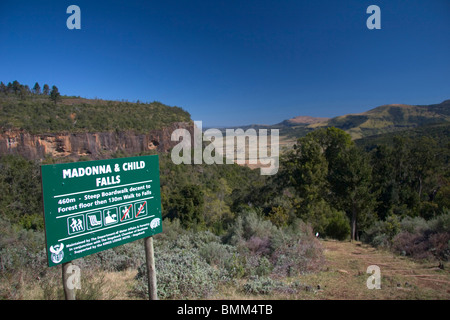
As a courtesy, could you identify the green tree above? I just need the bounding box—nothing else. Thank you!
[286,137,329,202]
[369,134,446,220]
[331,146,376,240]
[12,80,21,94]
[0,81,6,94]
[325,209,350,240]
[308,127,353,175]
[6,82,13,94]
[172,185,205,230]
[280,133,330,227]
[0,155,43,229]
[33,82,41,95]
[285,128,375,240]
[49,85,61,104]
[410,137,439,201]
[43,84,50,95]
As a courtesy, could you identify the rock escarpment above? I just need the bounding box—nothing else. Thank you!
[0,122,193,160]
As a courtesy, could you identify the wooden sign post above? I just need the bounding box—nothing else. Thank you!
[144,236,158,300]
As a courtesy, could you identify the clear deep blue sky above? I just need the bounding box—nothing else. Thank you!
[1,0,449,127]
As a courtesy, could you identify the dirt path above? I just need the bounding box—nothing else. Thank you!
[299,240,450,300]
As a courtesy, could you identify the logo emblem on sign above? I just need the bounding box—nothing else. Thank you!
[150,218,161,229]
[50,243,65,263]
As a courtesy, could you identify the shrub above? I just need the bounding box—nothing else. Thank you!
[0,155,43,229]
[429,232,450,261]
[271,238,324,277]
[324,210,350,240]
[391,212,450,261]
[428,211,450,233]
[266,206,290,228]
[362,214,401,248]
[0,216,47,275]
[392,231,431,260]
[225,214,324,277]
[243,276,284,295]
[133,247,220,299]
[199,241,238,270]
[242,276,309,295]
[275,220,324,275]
[254,256,273,277]
[225,211,277,246]
[85,242,146,272]
[399,216,428,234]
[371,233,391,248]
[245,236,271,255]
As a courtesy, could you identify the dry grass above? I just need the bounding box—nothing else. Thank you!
[14,240,448,300]
[282,240,449,300]
[211,240,450,300]
[100,269,138,300]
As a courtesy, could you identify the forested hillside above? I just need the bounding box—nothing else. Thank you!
[0,80,191,134]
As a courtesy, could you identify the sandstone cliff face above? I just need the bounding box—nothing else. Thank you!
[0,122,193,160]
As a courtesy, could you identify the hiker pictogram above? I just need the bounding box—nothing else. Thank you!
[67,215,85,235]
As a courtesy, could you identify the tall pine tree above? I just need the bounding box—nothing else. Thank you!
[42,84,50,95]
[49,85,61,104]
[33,82,41,95]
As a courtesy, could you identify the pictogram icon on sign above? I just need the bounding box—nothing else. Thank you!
[120,204,133,222]
[67,215,85,235]
[103,208,118,226]
[135,201,147,218]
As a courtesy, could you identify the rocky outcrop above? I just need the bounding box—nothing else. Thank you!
[0,122,193,160]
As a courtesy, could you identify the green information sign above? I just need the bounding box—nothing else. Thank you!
[41,155,162,267]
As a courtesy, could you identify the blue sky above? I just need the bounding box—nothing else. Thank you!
[1,0,449,127]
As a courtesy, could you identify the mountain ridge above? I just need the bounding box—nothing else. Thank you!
[309,99,450,139]
[225,99,450,141]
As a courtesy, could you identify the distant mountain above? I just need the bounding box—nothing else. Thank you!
[212,100,450,143]
[279,116,331,126]
[308,100,450,139]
